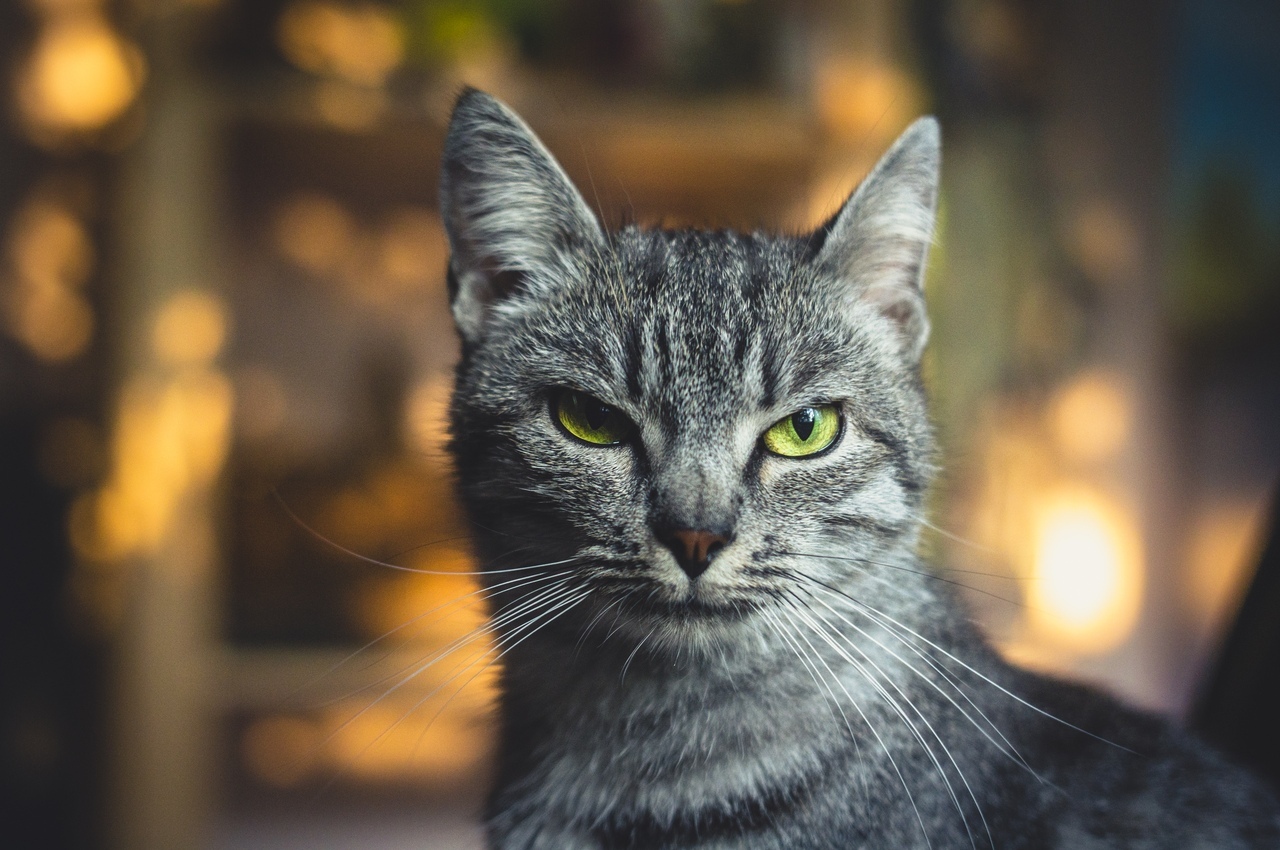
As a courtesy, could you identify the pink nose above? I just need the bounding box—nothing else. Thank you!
[664,529,729,580]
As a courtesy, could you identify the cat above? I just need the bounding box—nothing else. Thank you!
[437,88,1280,849]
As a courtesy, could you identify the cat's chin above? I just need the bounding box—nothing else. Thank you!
[583,586,773,653]
[624,594,761,622]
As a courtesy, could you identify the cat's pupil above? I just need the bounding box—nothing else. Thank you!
[585,401,611,431]
[792,408,817,441]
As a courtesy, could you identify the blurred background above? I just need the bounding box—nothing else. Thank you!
[1,0,1277,847]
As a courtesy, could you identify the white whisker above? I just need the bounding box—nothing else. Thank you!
[798,576,1040,784]
[344,583,592,779]
[782,595,972,849]
[321,577,578,736]
[805,574,1132,754]
[760,606,871,803]
[787,590,988,850]
[777,603,934,850]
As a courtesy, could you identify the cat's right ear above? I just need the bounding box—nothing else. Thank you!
[812,117,940,364]
[440,88,604,345]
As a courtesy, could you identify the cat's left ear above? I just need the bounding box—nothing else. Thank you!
[440,88,605,345]
[813,117,940,363]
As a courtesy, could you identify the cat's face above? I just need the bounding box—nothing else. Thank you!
[442,90,939,650]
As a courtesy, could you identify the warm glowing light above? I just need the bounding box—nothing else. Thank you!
[1,193,97,360]
[239,676,493,785]
[1186,500,1266,627]
[277,1,405,86]
[16,15,145,135]
[404,374,451,458]
[322,678,494,781]
[2,285,94,361]
[318,466,437,549]
[241,715,322,787]
[1048,371,1132,463]
[272,193,355,274]
[1028,487,1142,653]
[7,198,94,291]
[152,290,228,365]
[74,371,233,561]
[357,560,482,641]
[378,207,444,291]
[815,57,920,141]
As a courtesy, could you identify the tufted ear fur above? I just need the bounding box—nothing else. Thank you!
[813,117,940,363]
[440,88,605,345]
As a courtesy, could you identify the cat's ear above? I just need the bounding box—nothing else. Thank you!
[440,88,604,344]
[813,117,940,363]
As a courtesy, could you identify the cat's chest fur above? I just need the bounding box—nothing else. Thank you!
[490,631,917,847]
[501,631,853,802]
[484,610,1047,850]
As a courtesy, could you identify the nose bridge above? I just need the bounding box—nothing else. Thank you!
[651,437,740,533]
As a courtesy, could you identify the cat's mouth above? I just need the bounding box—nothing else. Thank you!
[586,558,777,626]
[618,591,762,623]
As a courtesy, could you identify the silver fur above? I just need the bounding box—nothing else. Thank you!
[440,89,1280,849]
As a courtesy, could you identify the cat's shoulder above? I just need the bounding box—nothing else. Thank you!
[1005,666,1280,846]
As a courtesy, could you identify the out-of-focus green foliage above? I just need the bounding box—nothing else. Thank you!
[397,0,776,91]
[1172,166,1280,337]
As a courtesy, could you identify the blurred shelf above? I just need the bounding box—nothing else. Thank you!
[215,644,494,711]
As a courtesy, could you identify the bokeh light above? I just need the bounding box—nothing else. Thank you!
[240,714,323,788]
[815,57,922,142]
[377,207,444,292]
[15,12,145,138]
[312,77,388,129]
[7,196,94,290]
[272,192,356,275]
[403,374,451,459]
[74,370,234,563]
[1,193,96,361]
[1186,501,1267,632]
[1049,371,1133,464]
[1,283,94,361]
[1029,487,1144,654]
[277,0,405,86]
[152,290,228,366]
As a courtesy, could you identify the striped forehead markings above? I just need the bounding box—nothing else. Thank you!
[595,230,823,416]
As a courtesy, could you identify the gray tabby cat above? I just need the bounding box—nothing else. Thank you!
[439,88,1280,849]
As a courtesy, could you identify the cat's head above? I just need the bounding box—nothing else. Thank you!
[441,89,939,651]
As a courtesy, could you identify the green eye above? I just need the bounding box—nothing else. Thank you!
[763,405,841,457]
[553,390,631,446]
